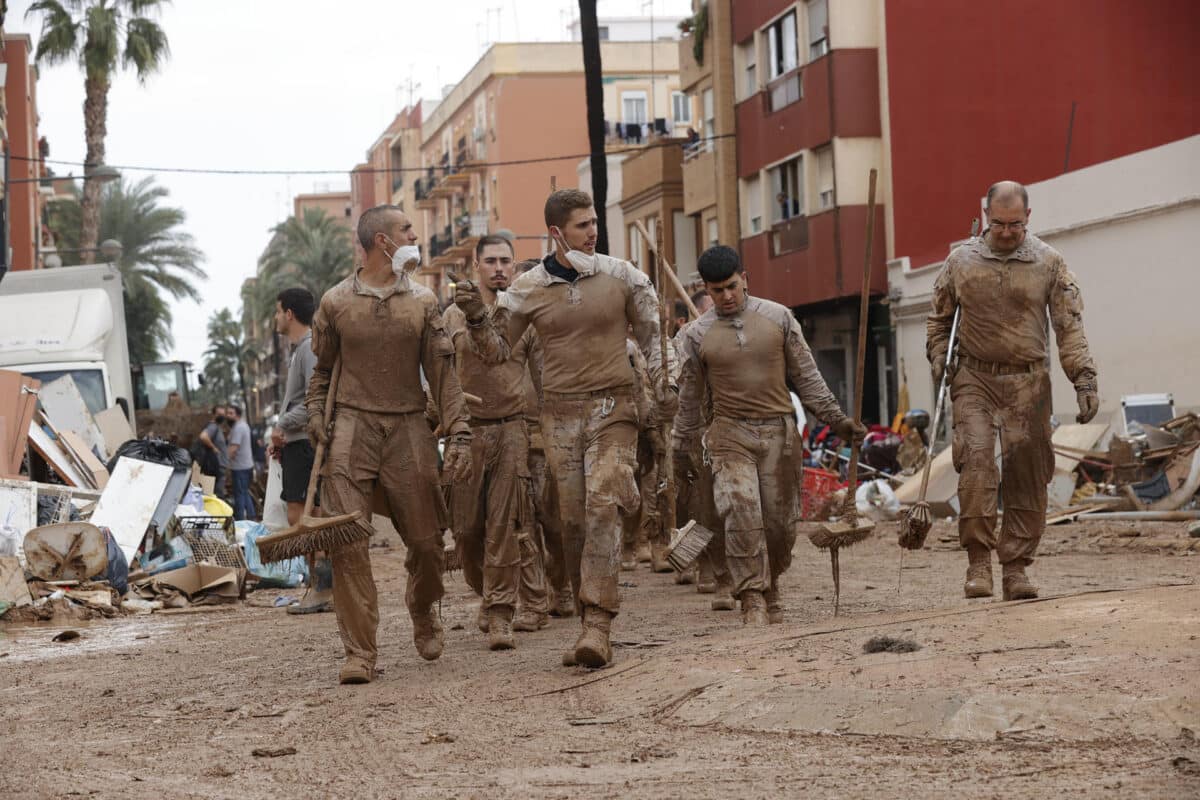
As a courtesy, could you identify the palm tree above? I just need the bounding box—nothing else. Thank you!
[27,0,171,262]
[255,208,355,312]
[578,0,609,253]
[46,176,206,363]
[203,308,253,411]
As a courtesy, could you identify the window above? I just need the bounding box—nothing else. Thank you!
[674,211,699,284]
[770,156,804,223]
[807,0,829,60]
[816,146,834,209]
[598,26,609,41]
[628,224,643,266]
[622,90,648,125]
[671,91,691,124]
[706,217,719,247]
[743,174,763,234]
[767,11,798,80]
[738,39,757,101]
[702,88,715,143]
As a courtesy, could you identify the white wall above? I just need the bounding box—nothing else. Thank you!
[577,155,628,260]
[889,135,1200,419]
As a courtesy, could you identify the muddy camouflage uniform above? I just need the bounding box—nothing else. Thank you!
[308,270,470,672]
[443,303,543,620]
[621,339,665,561]
[677,296,850,608]
[465,254,672,626]
[927,233,1096,568]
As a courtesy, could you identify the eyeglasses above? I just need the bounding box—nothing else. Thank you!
[988,220,1027,231]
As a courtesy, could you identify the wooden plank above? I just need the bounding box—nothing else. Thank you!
[58,430,109,490]
[38,375,108,461]
[94,406,135,456]
[90,456,175,563]
[27,422,88,487]
[0,370,40,476]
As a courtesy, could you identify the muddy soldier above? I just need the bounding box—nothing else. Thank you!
[677,246,864,625]
[454,189,674,668]
[443,236,548,650]
[927,181,1097,601]
[308,205,471,685]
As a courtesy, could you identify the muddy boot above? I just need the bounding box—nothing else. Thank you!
[674,563,696,585]
[711,578,736,611]
[411,606,444,661]
[764,586,784,624]
[561,648,578,667]
[1002,563,1038,601]
[549,588,576,618]
[338,658,374,685]
[964,545,994,598]
[635,539,652,565]
[696,558,716,594]
[513,608,549,632]
[620,541,638,571]
[487,606,515,651]
[475,602,490,633]
[289,557,334,615]
[650,540,673,574]
[740,589,769,626]
[573,607,614,668]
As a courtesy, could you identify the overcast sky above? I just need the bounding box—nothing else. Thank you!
[8,0,691,369]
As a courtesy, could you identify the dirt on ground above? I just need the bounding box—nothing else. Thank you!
[2,520,1198,799]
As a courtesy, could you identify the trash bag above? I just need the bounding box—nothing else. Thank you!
[37,494,82,526]
[856,479,901,522]
[99,526,129,595]
[105,438,192,474]
[242,522,308,588]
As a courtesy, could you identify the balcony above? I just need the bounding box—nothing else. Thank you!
[414,177,438,209]
[678,29,710,92]
[770,215,809,256]
[766,67,803,113]
[681,144,717,216]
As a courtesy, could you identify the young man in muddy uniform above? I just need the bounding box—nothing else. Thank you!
[442,236,548,650]
[308,204,471,684]
[927,181,1098,600]
[454,188,674,668]
[677,245,863,625]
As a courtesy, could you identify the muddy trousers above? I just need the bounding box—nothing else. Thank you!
[707,416,803,596]
[542,389,640,615]
[451,419,529,612]
[528,448,564,597]
[951,366,1054,566]
[322,408,447,668]
[622,433,661,550]
[676,449,731,584]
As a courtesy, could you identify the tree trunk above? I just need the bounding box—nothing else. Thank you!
[236,362,250,422]
[80,74,110,264]
[578,0,609,254]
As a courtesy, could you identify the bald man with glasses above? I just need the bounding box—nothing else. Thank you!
[927,181,1098,602]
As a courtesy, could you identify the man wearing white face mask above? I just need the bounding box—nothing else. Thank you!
[454,189,675,669]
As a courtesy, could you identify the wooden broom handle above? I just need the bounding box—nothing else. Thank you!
[634,219,699,319]
[843,169,878,519]
[302,359,341,519]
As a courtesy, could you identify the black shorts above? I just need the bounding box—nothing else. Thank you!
[280,440,319,505]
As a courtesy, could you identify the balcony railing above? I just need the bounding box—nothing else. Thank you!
[771,215,809,256]
[766,67,803,113]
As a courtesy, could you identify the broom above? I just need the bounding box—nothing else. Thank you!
[810,168,878,616]
[257,360,366,563]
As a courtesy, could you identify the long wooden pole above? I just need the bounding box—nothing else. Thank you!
[634,219,699,319]
[654,222,677,542]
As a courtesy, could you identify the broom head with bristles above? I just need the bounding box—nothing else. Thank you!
[667,519,714,573]
[898,501,933,550]
[809,515,875,550]
[256,511,366,564]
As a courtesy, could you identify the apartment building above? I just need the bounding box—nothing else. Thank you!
[2,34,46,274]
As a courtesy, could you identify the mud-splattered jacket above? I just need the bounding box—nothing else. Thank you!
[443,301,539,422]
[676,295,848,441]
[307,270,470,436]
[927,234,1097,389]
[465,253,674,394]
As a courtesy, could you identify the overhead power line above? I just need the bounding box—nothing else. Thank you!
[13,134,733,178]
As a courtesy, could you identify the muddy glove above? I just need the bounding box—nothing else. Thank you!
[832,416,867,446]
[1075,383,1099,424]
[442,433,473,483]
[654,379,679,422]
[306,413,330,448]
[453,279,487,325]
[931,353,955,388]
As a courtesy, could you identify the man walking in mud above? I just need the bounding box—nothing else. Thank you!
[443,235,548,650]
[308,204,471,684]
[454,188,674,668]
[927,181,1098,601]
[677,245,863,625]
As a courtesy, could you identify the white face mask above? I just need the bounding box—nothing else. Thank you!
[552,229,596,273]
[386,241,420,275]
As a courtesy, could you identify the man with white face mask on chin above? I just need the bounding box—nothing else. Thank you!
[453,189,675,669]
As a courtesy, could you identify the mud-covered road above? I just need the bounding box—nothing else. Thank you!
[2,520,1198,799]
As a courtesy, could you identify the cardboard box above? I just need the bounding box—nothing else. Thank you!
[153,563,243,599]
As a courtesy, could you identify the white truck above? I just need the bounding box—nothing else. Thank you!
[0,263,135,427]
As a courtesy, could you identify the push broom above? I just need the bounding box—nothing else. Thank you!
[809,168,879,615]
[257,359,366,563]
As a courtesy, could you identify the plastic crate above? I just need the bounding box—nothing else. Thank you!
[801,467,841,520]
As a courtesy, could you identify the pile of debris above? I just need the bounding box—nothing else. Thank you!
[0,370,308,622]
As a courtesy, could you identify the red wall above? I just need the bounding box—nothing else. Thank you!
[4,38,37,271]
[885,0,1200,268]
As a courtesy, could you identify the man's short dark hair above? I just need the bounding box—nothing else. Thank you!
[228,404,242,417]
[475,235,514,261]
[357,204,403,251]
[544,189,594,229]
[276,287,315,326]
[690,289,708,307]
[986,182,1029,211]
[697,245,743,283]
[211,405,223,415]
[672,299,689,320]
